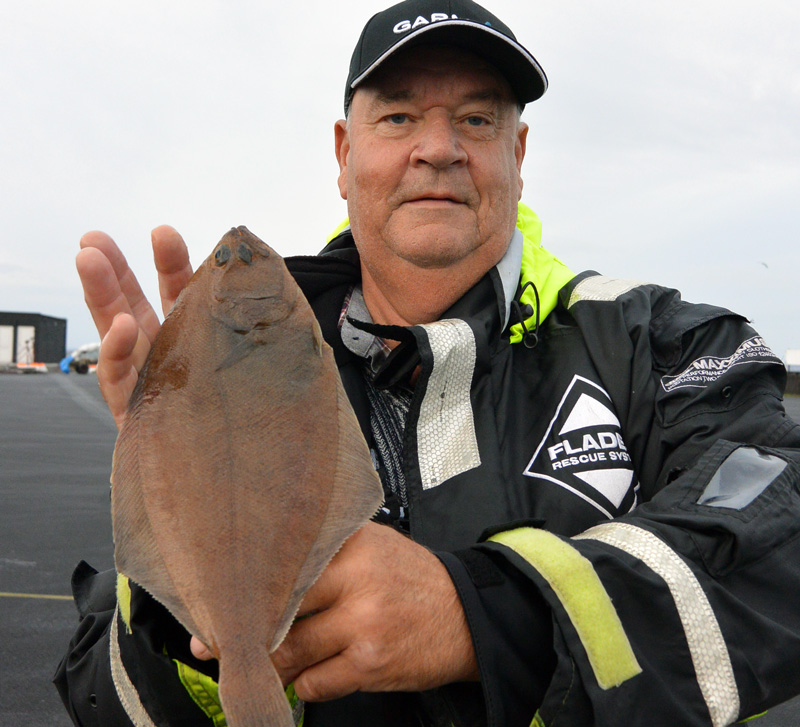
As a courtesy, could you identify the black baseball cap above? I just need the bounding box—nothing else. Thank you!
[344,0,547,114]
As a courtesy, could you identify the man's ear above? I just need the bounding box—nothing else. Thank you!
[516,121,528,199]
[334,119,349,201]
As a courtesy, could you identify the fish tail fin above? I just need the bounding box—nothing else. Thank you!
[218,655,295,727]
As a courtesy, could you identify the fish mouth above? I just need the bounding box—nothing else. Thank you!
[213,292,279,303]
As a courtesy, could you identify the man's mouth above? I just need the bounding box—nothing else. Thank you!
[405,193,465,205]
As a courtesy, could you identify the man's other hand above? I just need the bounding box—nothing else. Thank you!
[76,226,193,429]
[190,522,479,701]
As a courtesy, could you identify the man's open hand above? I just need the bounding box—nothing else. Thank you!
[76,226,193,429]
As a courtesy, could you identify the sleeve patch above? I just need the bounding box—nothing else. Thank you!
[697,447,787,510]
[661,336,783,392]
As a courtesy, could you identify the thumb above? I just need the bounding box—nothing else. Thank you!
[189,636,214,661]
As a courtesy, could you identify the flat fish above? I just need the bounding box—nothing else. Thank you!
[111,226,383,727]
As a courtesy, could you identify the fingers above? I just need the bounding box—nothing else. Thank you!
[292,653,364,703]
[294,551,348,619]
[277,601,399,702]
[78,226,192,428]
[96,313,150,430]
[281,523,477,701]
[76,245,128,341]
[190,636,214,661]
[77,235,156,429]
[272,608,349,688]
[78,231,162,344]
[151,225,193,318]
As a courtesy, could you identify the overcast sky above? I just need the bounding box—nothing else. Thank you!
[1,0,798,361]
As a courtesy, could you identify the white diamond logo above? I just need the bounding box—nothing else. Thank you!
[523,375,639,518]
[574,468,634,509]
[559,393,620,435]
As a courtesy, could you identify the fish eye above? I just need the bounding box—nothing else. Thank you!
[237,243,252,265]
[215,244,232,266]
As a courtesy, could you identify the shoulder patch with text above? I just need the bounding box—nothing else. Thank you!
[523,375,638,519]
[661,336,783,392]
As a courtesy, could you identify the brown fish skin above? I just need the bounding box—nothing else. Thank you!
[111,226,383,727]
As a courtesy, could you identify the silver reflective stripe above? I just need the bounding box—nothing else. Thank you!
[568,276,646,307]
[575,522,739,727]
[110,604,158,727]
[417,319,480,490]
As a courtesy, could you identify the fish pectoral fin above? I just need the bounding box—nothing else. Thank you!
[215,330,268,371]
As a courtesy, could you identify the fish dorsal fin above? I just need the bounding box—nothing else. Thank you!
[111,386,204,641]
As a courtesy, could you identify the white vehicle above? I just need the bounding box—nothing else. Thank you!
[69,342,101,374]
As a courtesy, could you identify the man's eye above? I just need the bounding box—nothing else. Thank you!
[387,114,408,124]
[465,116,487,127]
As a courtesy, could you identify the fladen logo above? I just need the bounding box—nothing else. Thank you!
[523,375,639,519]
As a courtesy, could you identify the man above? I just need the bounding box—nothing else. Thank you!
[56,1,800,725]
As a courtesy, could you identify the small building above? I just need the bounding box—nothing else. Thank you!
[0,312,67,364]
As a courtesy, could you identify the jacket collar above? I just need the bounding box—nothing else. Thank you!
[295,202,575,347]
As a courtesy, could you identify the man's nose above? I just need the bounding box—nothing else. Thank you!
[409,115,468,169]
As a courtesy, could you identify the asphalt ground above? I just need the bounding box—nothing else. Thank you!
[1,373,116,726]
[1,372,799,726]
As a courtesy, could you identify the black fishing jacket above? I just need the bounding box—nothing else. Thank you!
[55,226,800,727]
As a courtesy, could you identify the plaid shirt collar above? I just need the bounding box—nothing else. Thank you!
[339,284,391,372]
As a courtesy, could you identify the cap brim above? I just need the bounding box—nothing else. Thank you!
[349,20,547,105]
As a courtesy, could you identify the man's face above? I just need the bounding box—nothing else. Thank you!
[335,45,528,283]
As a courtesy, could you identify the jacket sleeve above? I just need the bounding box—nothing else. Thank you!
[54,562,222,727]
[449,284,800,727]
